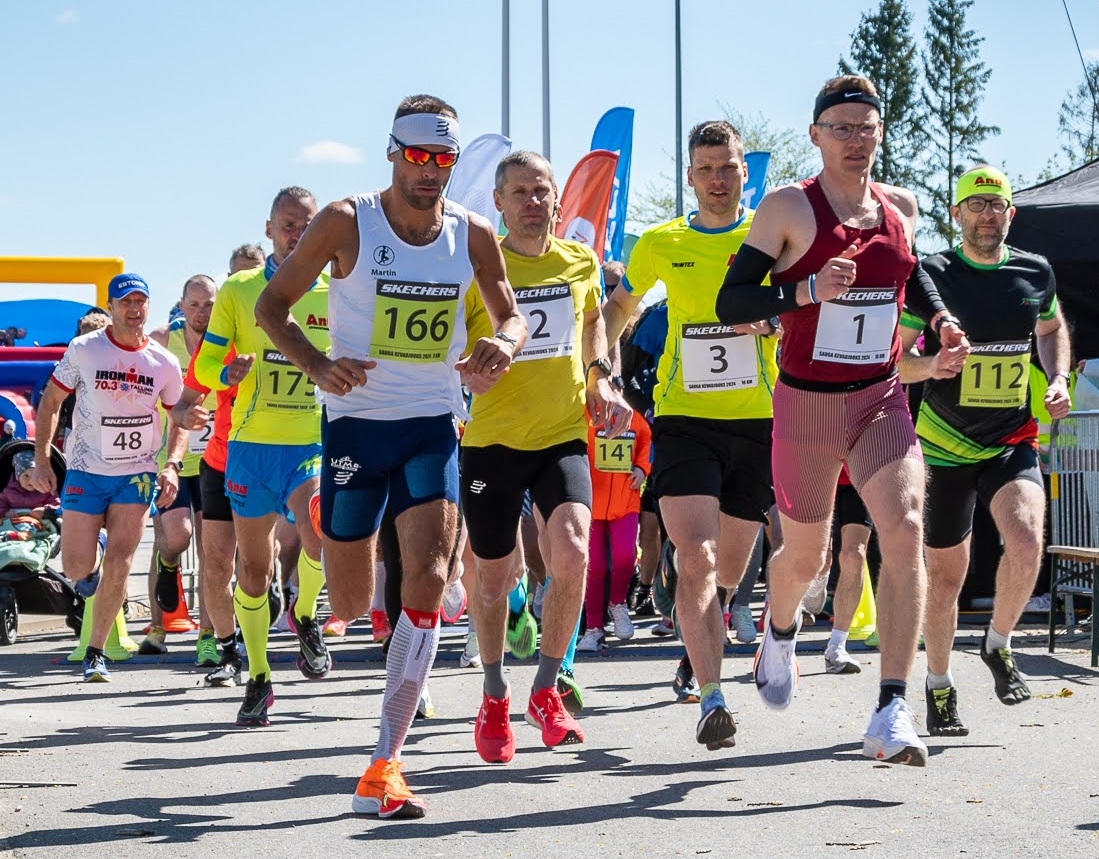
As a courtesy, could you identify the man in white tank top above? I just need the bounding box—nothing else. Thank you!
[256,94,526,821]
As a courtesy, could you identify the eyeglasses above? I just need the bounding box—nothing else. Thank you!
[962,197,1011,214]
[390,136,459,168]
[815,122,880,141]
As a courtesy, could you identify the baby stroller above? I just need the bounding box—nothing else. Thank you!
[0,439,79,644]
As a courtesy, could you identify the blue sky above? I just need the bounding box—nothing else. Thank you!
[3,0,1097,326]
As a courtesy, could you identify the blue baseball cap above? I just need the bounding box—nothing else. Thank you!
[108,273,151,301]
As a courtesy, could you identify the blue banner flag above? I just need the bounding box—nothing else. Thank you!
[741,151,771,210]
[590,107,635,262]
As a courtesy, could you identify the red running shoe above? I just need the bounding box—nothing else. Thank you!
[474,691,515,763]
[525,684,584,747]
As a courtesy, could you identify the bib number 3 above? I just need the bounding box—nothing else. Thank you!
[680,323,758,391]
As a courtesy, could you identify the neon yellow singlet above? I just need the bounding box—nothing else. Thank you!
[193,267,330,446]
[156,320,216,477]
[624,210,778,420]
[462,236,601,450]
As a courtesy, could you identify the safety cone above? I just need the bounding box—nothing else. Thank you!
[847,561,877,641]
[67,595,136,662]
[161,569,198,633]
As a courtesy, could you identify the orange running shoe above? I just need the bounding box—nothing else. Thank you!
[474,692,515,763]
[526,684,584,747]
[370,609,391,643]
[323,616,348,637]
[351,758,425,819]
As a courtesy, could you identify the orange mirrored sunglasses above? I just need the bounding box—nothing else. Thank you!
[391,136,459,169]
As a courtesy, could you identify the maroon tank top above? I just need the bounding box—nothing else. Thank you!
[772,176,915,387]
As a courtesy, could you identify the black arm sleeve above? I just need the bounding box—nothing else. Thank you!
[902,260,947,324]
[715,244,802,324]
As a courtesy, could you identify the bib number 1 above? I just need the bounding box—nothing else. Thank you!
[812,287,897,364]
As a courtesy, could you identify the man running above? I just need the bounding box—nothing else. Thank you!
[603,120,780,751]
[717,74,967,766]
[255,94,525,820]
[899,164,1072,736]
[460,150,630,764]
[193,187,331,725]
[29,273,186,682]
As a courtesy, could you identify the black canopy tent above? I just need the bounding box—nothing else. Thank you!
[1011,158,1099,360]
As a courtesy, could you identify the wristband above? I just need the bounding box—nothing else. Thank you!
[219,365,230,386]
[807,274,819,305]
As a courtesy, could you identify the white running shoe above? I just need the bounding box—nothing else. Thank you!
[460,631,482,669]
[730,604,757,644]
[608,603,634,640]
[575,627,606,653]
[862,697,928,766]
[532,582,545,621]
[441,578,467,624]
[802,572,828,616]
[752,612,800,710]
[824,644,862,674]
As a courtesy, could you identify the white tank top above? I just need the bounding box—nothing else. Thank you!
[326,192,474,421]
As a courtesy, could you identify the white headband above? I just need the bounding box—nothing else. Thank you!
[388,113,461,154]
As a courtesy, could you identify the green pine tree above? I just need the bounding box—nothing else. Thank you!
[838,0,922,191]
[918,0,1000,245]
[1057,60,1099,168]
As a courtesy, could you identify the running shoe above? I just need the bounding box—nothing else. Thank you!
[370,608,391,643]
[154,552,180,613]
[824,644,862,675]
[322,615,348,638]
[672,657,700,704]
[293,610,333,679]
[195,633,219,667]
[926,684,969,737]
[204,649,243,687]
[556,667,585,716]
[416,684,435,719]
[532,581,545,621]
[631,583,656,617]
[526,684,584,747]
[272,612,293,633]
[862,697,928,766]
[575,627,605,653]
[352,758,426,819]
[753,612,800,710]
[82,650,110,683]
[865,630,880,648]
[696,687,737,750]
[441,578,467,624]
[505,608,538,660]
[802,571,828,616]
[653,542,678,617]
[474,691,515,763]
[267,580,282,627]
[460,631,482,669]
[980,628,1031,704]
[138,625,167,656]
[608,603,634,640]
[730,604,757,644]
[236,674,274,727]
[651,617,675,637]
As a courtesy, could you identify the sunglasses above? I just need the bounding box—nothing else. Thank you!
[391,136,459,169]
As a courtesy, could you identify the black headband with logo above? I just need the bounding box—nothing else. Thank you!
[813,90,882,123]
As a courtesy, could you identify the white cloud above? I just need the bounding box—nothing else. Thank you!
[55,9,79,24]
[297,141,364,165]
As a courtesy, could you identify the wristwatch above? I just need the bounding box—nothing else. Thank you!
[586,357,613,380]
[166,460,183,473]
[493,331,518,347]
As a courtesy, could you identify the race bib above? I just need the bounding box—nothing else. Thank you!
[100,415,156,463]
[680,323,758,391]
[812,287,898,364]
[960,340,1031,408]
[260,349,315,411]
[514,283,576,362]
[371,279,458,363]
[188,410,214,454]
[594,428,635,473]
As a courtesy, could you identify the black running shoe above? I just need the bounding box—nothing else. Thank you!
[236,674,274,727]
[294,613,332,679]
[205,649,243,687]
[632,583,656,617]
[672,656,700,703]
[979,628,1031,704]
[154,553,180,612]
[926,685,969,737]
[267,580,282,627]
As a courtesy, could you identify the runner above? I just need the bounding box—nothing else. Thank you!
[459,150,631,764]
[141,275,219,665]
[603,120,780,751]
[254,94,525,819]
[28,273,185,682]
[193,186,332,724]
[898,165,1072,735]
[716,74,967,766]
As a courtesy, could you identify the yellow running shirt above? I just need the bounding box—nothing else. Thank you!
[462,236,601,450]
[193,265,330,446]
[624,210,777,420]
[156,318,216,478]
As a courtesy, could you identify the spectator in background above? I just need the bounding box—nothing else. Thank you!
[229,243,266,274]
[1,420,16,447]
